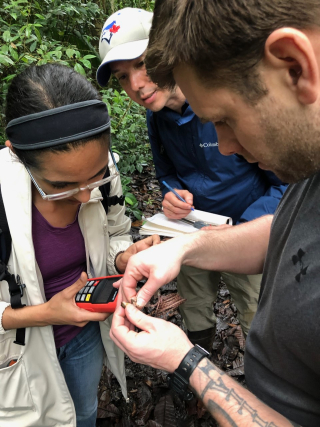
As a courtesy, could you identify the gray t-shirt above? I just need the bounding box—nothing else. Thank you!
[245,172,320,427]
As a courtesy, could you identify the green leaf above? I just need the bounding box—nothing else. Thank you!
[10,12,17,20]
[66,48,74,58]
[25,26,31,38]
[0,54,14,65]
[35,13,45,19]
[125,193,138,206]
[9,45,18,61]
[125,196,134,206]
[3,73,16,81]
[131,209,142,220]
[1,45,9,54]
[54,50,62,59]
[3,30,11,42]
[58,60,69,66]
[83,54,96,60]
[34,27,41,42]
[29,41,37,52]
[81,58,91,69]
[74,62,86,76]
[11,35,21,42]
[23,54,37,63]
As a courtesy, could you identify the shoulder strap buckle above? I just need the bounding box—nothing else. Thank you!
[106,194,125,207]
[8,275,26,299]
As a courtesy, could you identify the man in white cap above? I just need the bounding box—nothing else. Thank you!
[97,7,287,351]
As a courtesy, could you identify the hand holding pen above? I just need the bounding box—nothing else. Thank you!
[161,181,195,220]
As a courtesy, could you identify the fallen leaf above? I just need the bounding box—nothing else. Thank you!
[154,394,176,427]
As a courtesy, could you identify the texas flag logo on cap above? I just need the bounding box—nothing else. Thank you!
[101,20,121,45]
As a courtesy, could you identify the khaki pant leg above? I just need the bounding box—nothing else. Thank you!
[220,272,262,337]
[177,265,220,332]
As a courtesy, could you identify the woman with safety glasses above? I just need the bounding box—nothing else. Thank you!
[0,63,159,427]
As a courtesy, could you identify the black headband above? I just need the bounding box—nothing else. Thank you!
[5,100,110,150]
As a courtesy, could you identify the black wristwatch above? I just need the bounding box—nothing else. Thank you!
[167,344,210,400]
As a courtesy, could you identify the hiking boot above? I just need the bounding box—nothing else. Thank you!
[187,327,216,353]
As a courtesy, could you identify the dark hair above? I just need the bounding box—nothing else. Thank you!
[5,63,109,169]
[146,0,320,102]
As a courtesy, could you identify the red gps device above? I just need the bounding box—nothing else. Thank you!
[75,275,123,313]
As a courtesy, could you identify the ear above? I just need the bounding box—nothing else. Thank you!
[5,140,13,150]
[264,28,319,105]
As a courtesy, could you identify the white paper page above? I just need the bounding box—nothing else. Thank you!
[141,213,197,234]
[140,228,181,238]
[186,209,232,225]
[139,210,232,237]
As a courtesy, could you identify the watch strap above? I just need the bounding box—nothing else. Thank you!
[167,344,209,400]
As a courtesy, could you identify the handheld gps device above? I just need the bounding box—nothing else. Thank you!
[75,275,123,313]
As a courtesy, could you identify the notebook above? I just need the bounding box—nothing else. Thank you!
[139,209,232,238]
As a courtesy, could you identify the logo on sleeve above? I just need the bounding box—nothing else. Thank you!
[292,248,308,283]
[199,142,219,148]
[101,21,121,44]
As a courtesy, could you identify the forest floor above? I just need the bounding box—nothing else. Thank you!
[96,165,246,427]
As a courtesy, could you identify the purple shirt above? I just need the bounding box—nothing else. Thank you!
[32,204,87,348]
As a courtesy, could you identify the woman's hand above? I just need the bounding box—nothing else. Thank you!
[46,272,110,327]
[115,234,161,273]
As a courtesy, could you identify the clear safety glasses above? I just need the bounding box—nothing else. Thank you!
[26,167,119,201]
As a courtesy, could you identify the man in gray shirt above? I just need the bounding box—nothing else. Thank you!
[110,1,320,426]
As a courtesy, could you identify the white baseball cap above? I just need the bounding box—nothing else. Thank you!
[97,8,153,87]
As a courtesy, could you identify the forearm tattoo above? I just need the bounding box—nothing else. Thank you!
[196,359,301,427]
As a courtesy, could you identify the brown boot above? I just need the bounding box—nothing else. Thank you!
[187,327,216,353]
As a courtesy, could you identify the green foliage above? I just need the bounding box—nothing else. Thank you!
[102,0,154,16]
[0,0,102,143]
[102,87,151,175]
[120,176,142,220]
[102,87,152,219]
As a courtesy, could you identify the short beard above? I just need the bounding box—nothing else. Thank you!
[259,101,320,184]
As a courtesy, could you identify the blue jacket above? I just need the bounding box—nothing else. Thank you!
[147,104,287,224]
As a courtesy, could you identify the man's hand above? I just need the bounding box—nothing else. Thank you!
[114,236,185,307]
[110,303,193,372]
[111,304,298,427]
[46,272,110,326]
[162,189,194,219]
[115,235,161,273]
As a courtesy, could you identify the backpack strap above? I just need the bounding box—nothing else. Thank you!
[0,185,26,346]
[99,150,125,214]
[0,185,11,265]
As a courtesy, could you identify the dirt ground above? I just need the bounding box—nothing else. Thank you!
[96,166,246,427]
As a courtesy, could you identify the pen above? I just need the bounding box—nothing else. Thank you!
[162,181,194,211]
